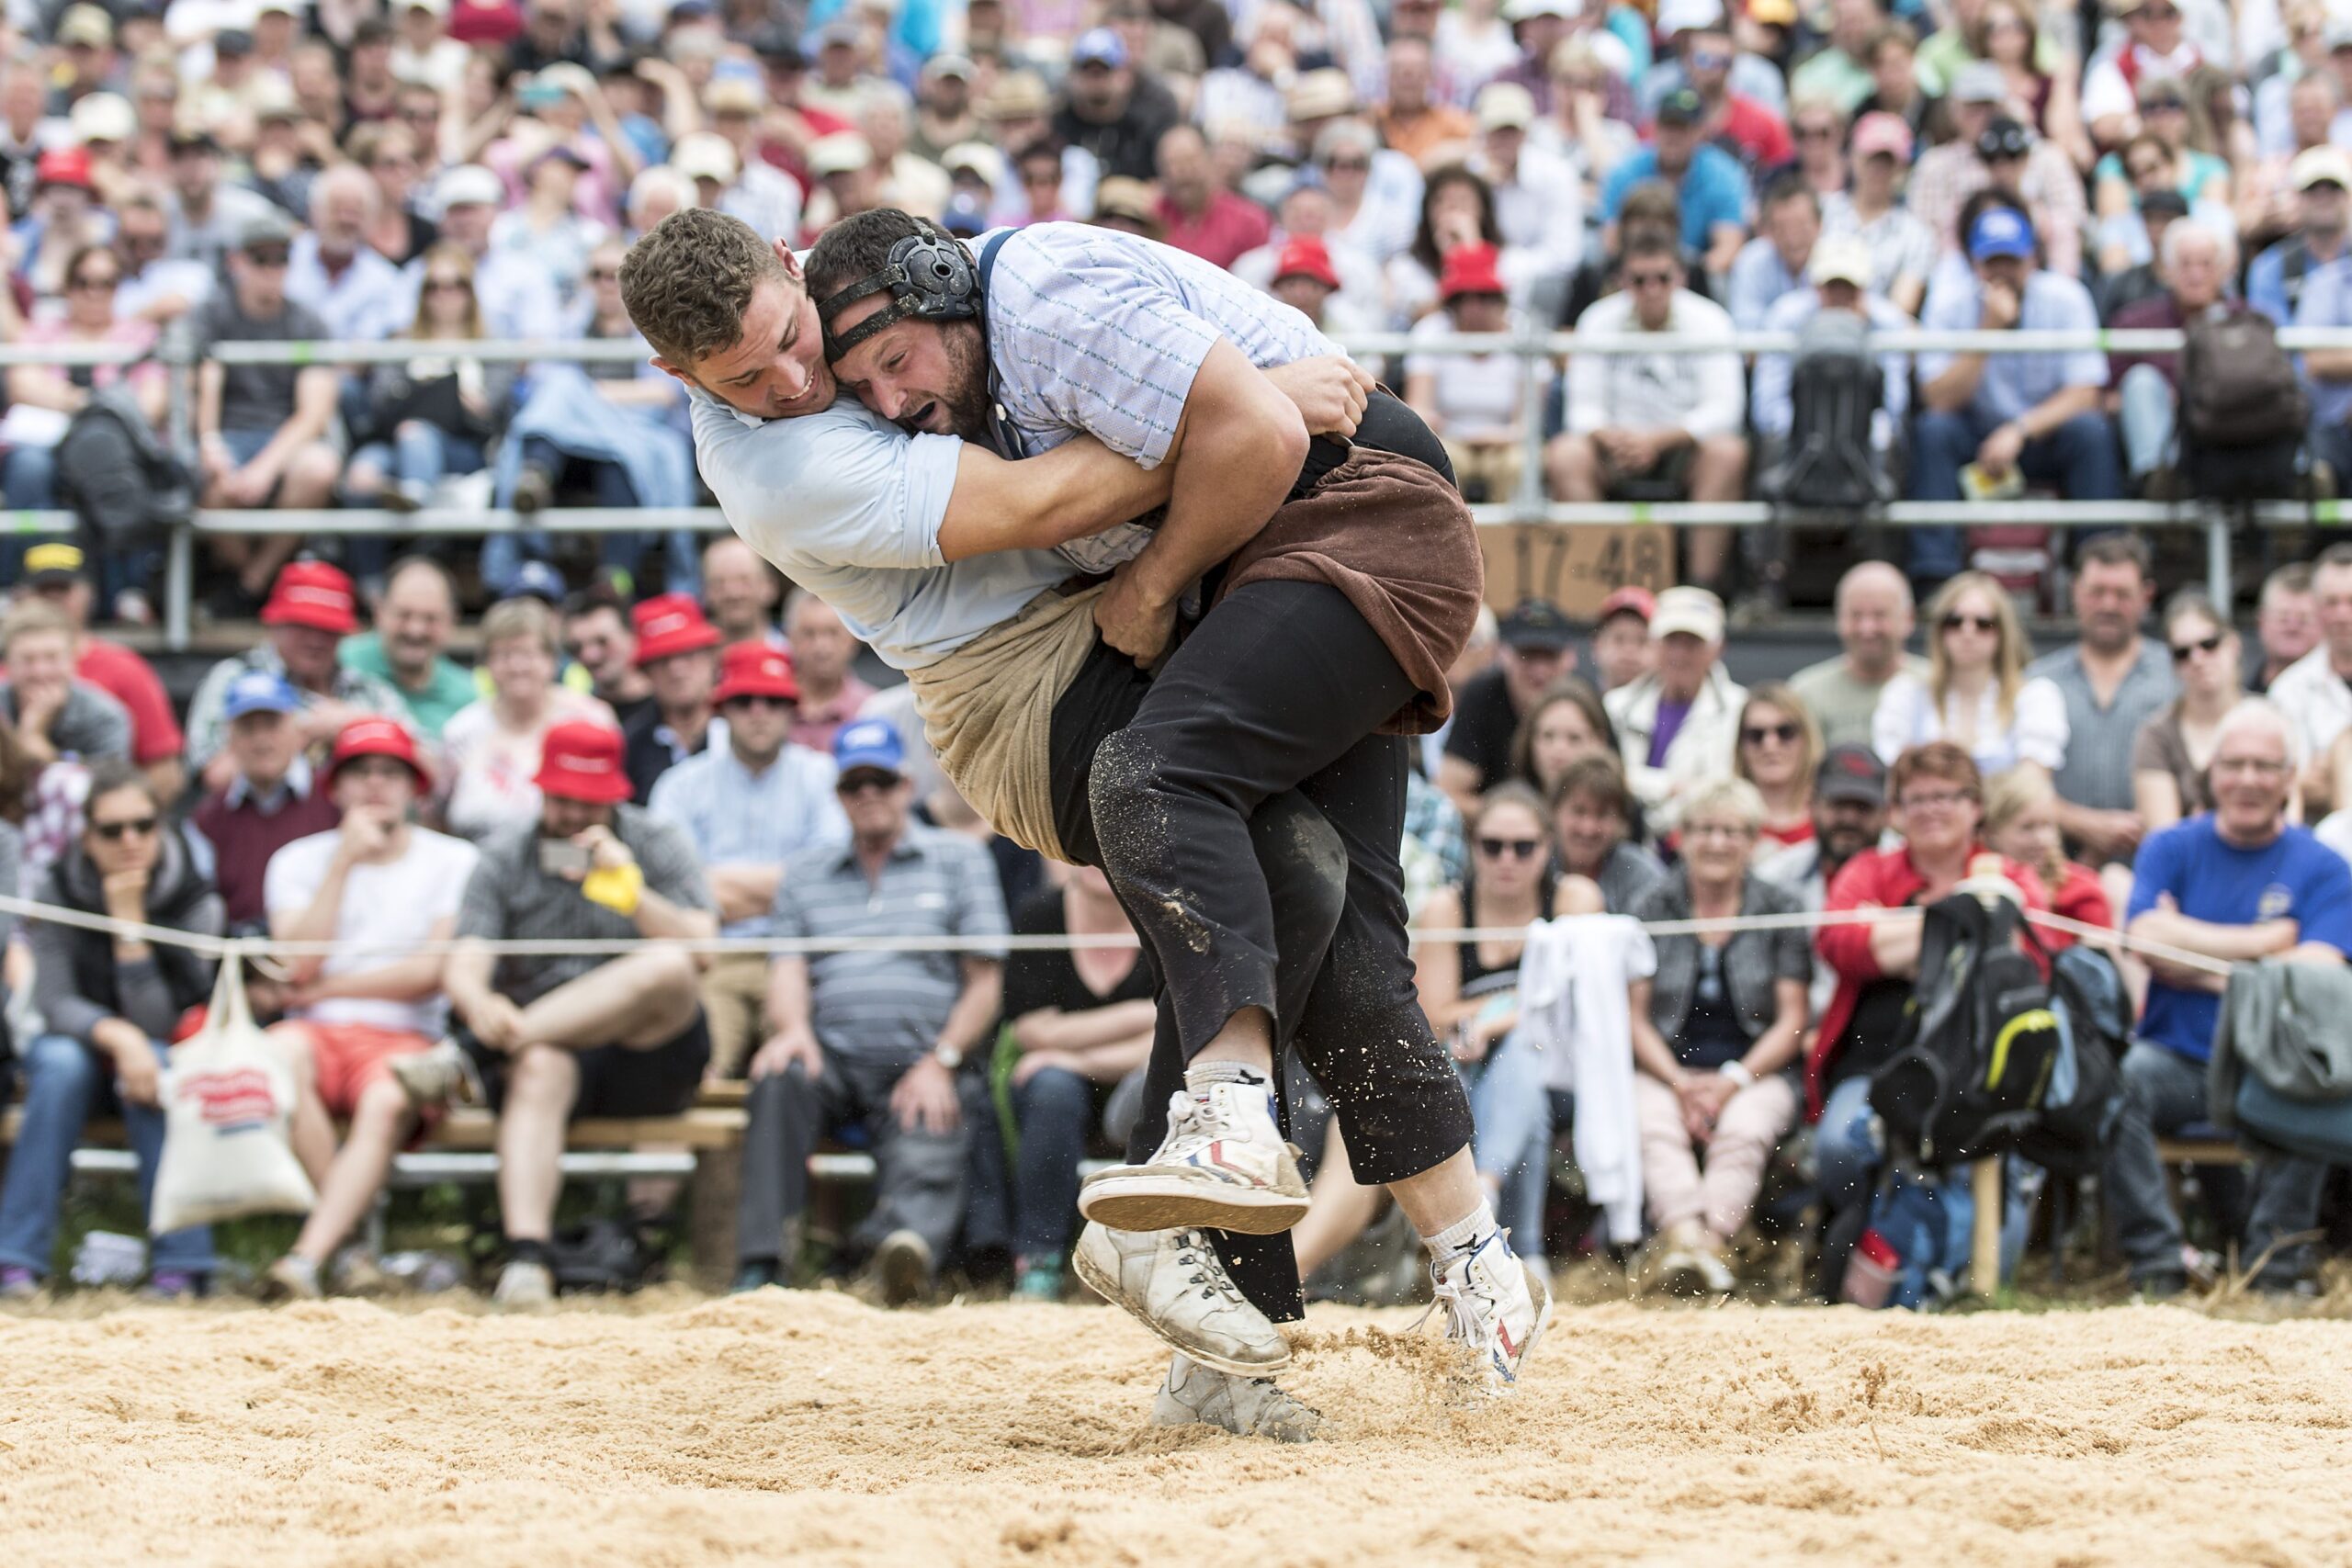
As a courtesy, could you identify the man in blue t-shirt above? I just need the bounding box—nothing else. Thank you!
[2118,702,2352,1296]
[1599,88,1752,277]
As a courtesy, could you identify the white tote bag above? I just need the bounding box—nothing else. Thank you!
[150,956,317,1234]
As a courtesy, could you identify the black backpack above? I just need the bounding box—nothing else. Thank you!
[2018,943,2129,1178]
[1759,310,1896,513]
[2175,310,2308,502]
[53,384,193,558]
[1868,891,2065,1165]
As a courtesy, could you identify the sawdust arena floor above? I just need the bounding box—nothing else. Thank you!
[2,1289,2347,1566]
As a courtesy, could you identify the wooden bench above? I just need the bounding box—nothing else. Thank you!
[1968,1135,2249,1296]
[4,1105,751,1288]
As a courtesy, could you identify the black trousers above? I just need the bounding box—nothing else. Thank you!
[1046,579,1475,1324]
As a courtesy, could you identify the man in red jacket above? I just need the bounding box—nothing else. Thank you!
[23,543,185,801]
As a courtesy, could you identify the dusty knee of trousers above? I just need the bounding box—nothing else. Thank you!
[1086,727,1172,871]
[1254,795,1347,951]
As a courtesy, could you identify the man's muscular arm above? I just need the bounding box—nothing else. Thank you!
[935,354,1370,566]
[1093,340,1311,661]
[938,439,1172,562]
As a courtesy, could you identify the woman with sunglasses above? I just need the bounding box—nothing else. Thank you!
[2134,591,2244,832]
[1395,785,1598,1281]
[1507,676,1615,800]
[1872,570,2067,784]
[2093,78,2231,271]
[2,242,166,517]
[1734,682,1823,858]
[1627,777,1810,1297]
[344,243,514,518]
[349,121,438,265]
[0,761,220,1300]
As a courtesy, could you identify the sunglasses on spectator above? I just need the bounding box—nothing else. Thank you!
[837,773,899,796]
[1625,268,1676,288]
[721,694,792,711]
[91,816,159,840]
[2127,160,2166,179]
[1476,836,1544,860]
[1941,612,1997,633]
[2143,96,2186,113]
[588,265,620,281]
[1322,155,1371,172]
[1742,722,1800,746]
[68,271,119,291]
[2170,632,2225,662]
[424,275,469,291]
[243,246,291,267]
[1690,48,1730,67]
[120,232,164,254]
[1896,789,1973,812]
[1794,123,1840,141]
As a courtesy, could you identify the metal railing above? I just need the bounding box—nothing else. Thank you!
[13,321,2338,645]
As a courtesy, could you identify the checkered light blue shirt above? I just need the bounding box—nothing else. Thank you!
[980,223,1339,572]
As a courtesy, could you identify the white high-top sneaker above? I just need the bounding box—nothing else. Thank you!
[1151,1351,1321,1443]
[1072,1221,1291,1378]
[1425,1230,1552,1393]
[1078,1081,1308,1236]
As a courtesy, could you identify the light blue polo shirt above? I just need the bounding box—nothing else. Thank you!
[1917,268,2109,423]
[687,390,1072,672]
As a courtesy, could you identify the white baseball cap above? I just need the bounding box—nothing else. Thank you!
[434,163,504,209]
[1649,585,1725,643]
[807,130,873,176]
[669,133,738,186]
[1808,235,1873,288]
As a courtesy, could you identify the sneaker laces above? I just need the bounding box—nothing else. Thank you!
[1410,1236,1506,1349]
[1169,1227,1252,1310]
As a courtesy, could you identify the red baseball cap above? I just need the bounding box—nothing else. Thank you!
[630,592,721,665]
[1438,242,1507,301]
[328,715,431,789]
[33,146,92,192]
[261,559,359,634]
[533,719,632,803]
[713,640,799,704]
[1596,585,1656,626]
[1272,236,1340,290]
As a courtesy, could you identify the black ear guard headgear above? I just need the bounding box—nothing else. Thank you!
[818,219,980,362]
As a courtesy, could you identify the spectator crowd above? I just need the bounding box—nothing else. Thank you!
[0,0,2346,1312]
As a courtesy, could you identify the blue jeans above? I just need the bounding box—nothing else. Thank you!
[0,1033,214,1280]
[1906,406,2123,581]
[485,435,699,597]
[1009,1065,1095,1259]
[1463,1030,1553,1255]
[2105,1040,2328,1285]
[1814,1075,1884,1213]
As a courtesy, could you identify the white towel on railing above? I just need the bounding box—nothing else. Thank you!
[1519,914,1656,1246]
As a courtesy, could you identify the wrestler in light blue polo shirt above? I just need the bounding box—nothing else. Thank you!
[688,394,1075,671]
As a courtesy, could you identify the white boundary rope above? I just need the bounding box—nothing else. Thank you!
[0,888,2233,976]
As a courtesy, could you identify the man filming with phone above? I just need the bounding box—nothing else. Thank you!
[405,719,719,1309]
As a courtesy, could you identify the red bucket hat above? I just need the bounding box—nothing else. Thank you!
[630,592,721,665]
[327,716,431,789]
[533,719,631,803]
[261,560,360,634]
[713,640,799,704]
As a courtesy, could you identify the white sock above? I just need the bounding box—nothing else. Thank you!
[1187,1061,1269,1100]
[1424,1198,1499,1265]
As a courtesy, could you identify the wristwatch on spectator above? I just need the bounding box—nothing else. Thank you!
[933,1042,965,1071]
[1718,1060,1756,1089]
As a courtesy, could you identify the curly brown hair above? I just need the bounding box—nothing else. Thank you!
[617,207,791,368]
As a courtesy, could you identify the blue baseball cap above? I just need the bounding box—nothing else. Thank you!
[500,558,568,604]
[833,716,906,777]
[1965,206,2036,262]
[222,670,302,720]
[1071,27,1127,68]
